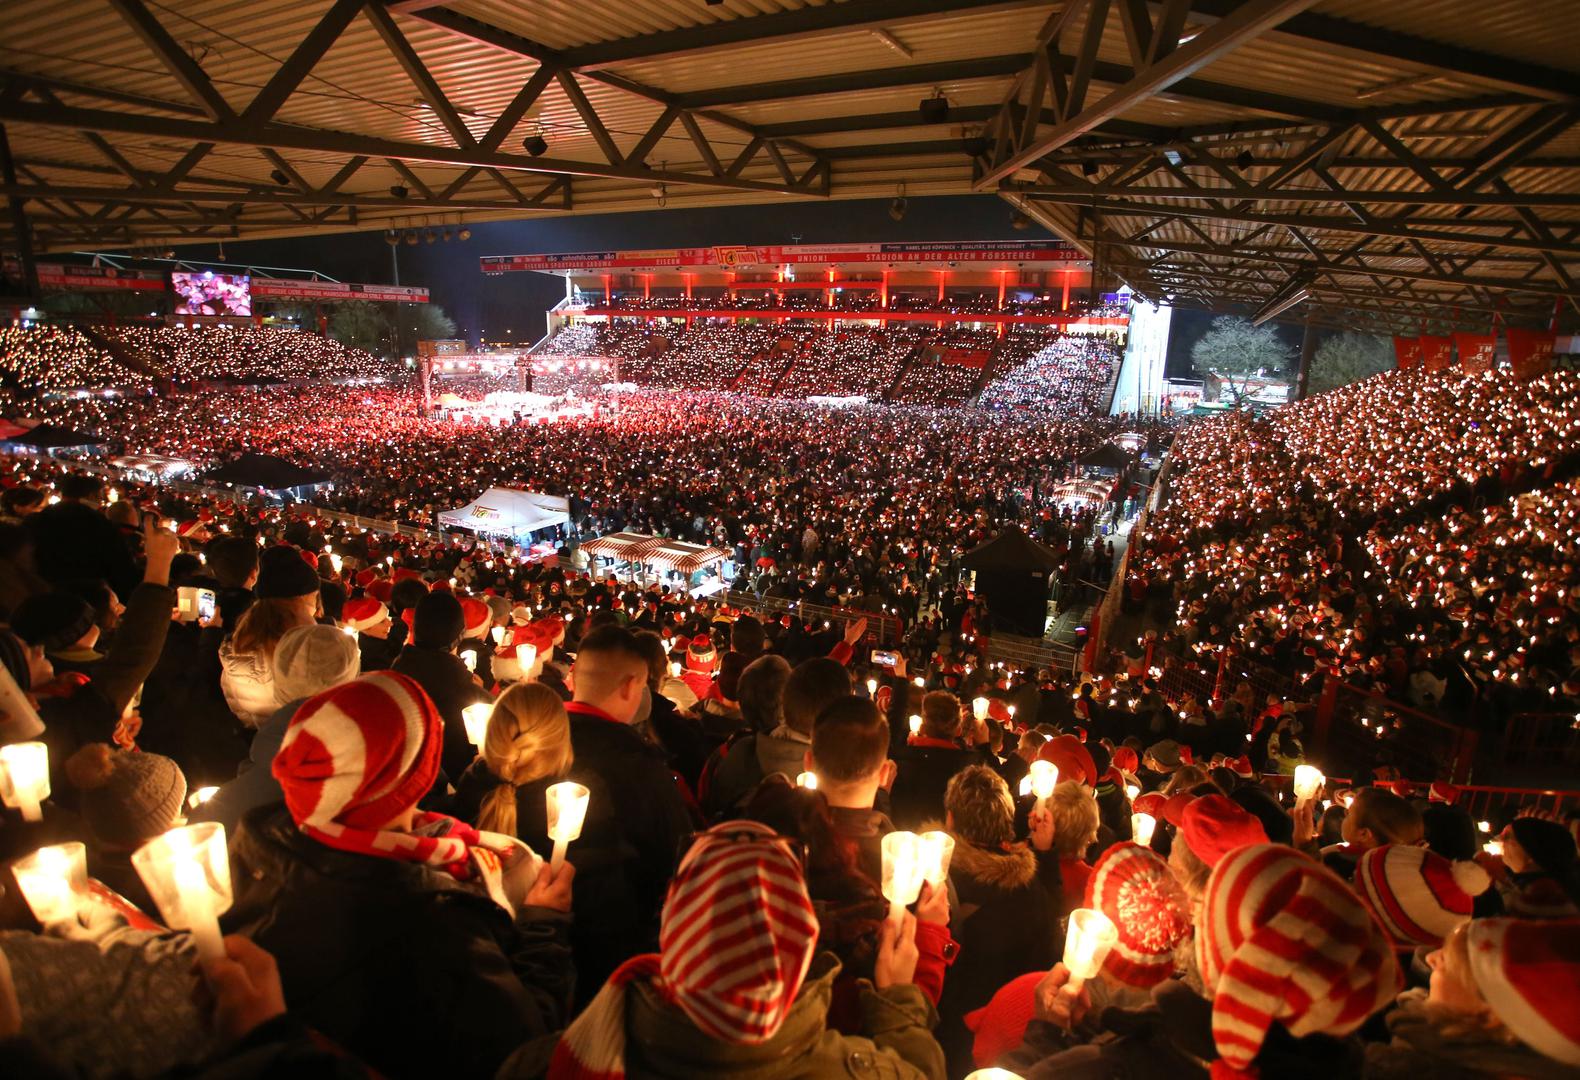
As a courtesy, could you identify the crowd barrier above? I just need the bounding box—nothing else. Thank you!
[721,590,901,646]
[1312,678,1479,785]
[987,631,1080,676]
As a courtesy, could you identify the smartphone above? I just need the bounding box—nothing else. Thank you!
[196,588,216,622]
[870,648,899,668]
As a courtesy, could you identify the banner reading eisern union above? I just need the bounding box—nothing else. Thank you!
[480,240,1082,274]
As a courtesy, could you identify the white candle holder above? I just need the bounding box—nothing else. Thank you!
[908,714,923,736]
[866,677,878,697]
[1029,759,1059,810]
[1292,764,1325,802]
[1125,783,1140,801]
[1131,811,1156,848]
[12,842,86,924]
[963,1070,1025,1080]
[515,643,538,672]
[461,650,478,673]
[131,823,232,962]
[490,625,507,646]
[918,830,955,889]
[1062,907,1119,989]
[1019,774,1033,798]
[972,696,990,721]
[545,781,589,874]
[795,771,817,790]
[881,830,924,926]
[0,741,50,822]
[462,702,492,750]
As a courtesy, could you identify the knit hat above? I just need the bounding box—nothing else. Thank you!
[1510,818,1578,875]
[963,971,1043,1070]
[367,579,394,604]
[342,597,389,633]
[459,597,491,639]
[1466,917,1580,1066]
[273,672,442,836]
[256,545,321,599]
[1180,794,1268,868]
[410,591,465,650]
[549,821,818,1078]
[1354,844,1489,948]
[1197,845,1400,1075]
[274,624,361,706]
[686,635,718,673]
[1085,841,1191,987]
[63,743,186,849]
[1145,738,1183,769]
[1428,781,1460,805]
[11,592,97,652]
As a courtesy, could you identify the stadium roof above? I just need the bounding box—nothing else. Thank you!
[1,0,1576,333]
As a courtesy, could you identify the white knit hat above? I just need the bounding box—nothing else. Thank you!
[274,624,361,705]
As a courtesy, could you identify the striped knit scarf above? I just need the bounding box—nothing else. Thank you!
[299,810,485,882]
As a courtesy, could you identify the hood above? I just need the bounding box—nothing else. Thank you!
[931,821,1038,889]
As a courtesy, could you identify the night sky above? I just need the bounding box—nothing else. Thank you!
[171,194,1039,346]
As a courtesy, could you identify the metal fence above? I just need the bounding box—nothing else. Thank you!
[721,590,901,645]
[986,631,1080,675]
[1498,711,1580,771]
[1313,679,1479,785]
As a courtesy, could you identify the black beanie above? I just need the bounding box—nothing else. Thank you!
[411,591,465,650]
[1510,817,1578,874]
[12,592,97,652]
[256,546,321,599]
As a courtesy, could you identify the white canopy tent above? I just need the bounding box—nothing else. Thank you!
[437,487,569,540]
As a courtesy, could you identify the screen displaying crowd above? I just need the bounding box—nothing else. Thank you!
[0,314,1576,1080]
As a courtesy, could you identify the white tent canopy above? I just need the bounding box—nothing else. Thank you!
[437,487,569,539]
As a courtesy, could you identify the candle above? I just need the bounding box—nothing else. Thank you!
[329,553,343,575]
[187,786,219,810]
[918,830,955,888]
[866,677,878,697]
[1007,705,1017,720]
[972,696,990,721]
[131,823,232,962]
[462,650,477,673]
[1029,760,1058,810]
[1477,820,1492,833]
[1062,907,1119,988]
[881,831,924,926]
[1292,765,1324,802]
[462,702,492,750]
[909,714,922,736]
[963,1071,1025,1080]
[668,660,682,679]
[490,625,507,645]
[515,643,538,671]
[1131,812,1156,847]
[0,741,50,822]
[341,625,358,638]
[546,782,590,874]
[1125,783,1140,801]
[12,842,86,924]
[912,675,925,688]
[1019,774,1033,798]
[1484,839,1504,858]
[796,771,817,790]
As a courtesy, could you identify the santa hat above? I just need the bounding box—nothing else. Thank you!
[510,604,532,626]
[1428,781,1460,805]
[1111,746,1140,774]
[1230,756,1255,781]
[342,597,389,633]
[1180,794,1268,868]
[686,635,718,673]
[367,579,394,604]
[355,568,379,589]
[548,821,818,1079]
[1085,841,1191,988]
[1467,917,1580,1066]
[1197,845,1400,1075]
[1162,791,1196,827]
[459,597,491,639]
[1355,844,1489,948]
[1040,734,1095,786]
[1132,792,1166,820]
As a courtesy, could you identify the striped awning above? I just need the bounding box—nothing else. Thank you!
[580,531,661,558]
[644,541,730,573]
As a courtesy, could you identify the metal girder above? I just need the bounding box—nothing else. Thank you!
[104,0,234,121]
[975,0,1323,189]
[0,181,570,213]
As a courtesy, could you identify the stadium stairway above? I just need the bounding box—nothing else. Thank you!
[883,335,932,401]
[79,325,155,379]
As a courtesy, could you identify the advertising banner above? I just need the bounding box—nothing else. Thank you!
[1505,327,1556,381]
[35,263,166,292]
[1392,335,1422,370]
[481,240,1081,274]
[1453,332,1496,374]
[1418,335,1454,371]
[251,279,430,303]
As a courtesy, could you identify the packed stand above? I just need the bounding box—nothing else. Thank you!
[0,460,1574,1080]
[979,332,1124,414]
[0,326,149,393]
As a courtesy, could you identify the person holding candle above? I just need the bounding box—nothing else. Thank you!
[1035,782,1101,918]
[453,682,573,836]
[930,764,1064,1076]
[806,697,899,886]
[342,596,399,672]
[391,590,494,783]
[219,545,323,729]
[226,671,576,1079]
[59,741,187,915]
[536,820,945,1080]
[1328,788,1425,881]
[890,692,994,831]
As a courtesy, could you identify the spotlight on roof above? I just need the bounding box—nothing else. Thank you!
[269,169,290,186]
[1081,160,1099,177]
[390,185,410,199]
[403,229,418,245]
[889,196,908,221]
[1010,211,1031,231]
[458,227,472,241]
[522,134,548,157]
[1235,149,1254,169]
[423,228,437,244]
[918,92,949,124]
[384,230,400,245]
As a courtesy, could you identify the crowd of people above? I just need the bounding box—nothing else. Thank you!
[0,325,391,393]
[980,333,1125,415]
[0,459,1576,1080]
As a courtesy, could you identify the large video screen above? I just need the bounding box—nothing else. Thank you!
[171,270,251,316]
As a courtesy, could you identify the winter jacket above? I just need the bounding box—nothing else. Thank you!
[830,804,898,886]
[187,700,297,834]
[355,629,402,673]
[706,724,812,817]
[391,644,491,783]
[558,702,699,998]
[1364,989,1578,1080]
[217,638,279,730]
[934,831,1064,1077]
[139,615,248,786]
[222,805,574,1080]
[889,741,992,830]
[515,953,946,1079]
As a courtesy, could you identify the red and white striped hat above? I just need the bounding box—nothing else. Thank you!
[1084,841,1191,988]
[1355,843,1489,948]
[1467,917,1580,1066]
[549,821,819,1079]
[1197,844,1400,1075]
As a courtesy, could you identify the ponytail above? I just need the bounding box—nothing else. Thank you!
[472,682,572,837]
